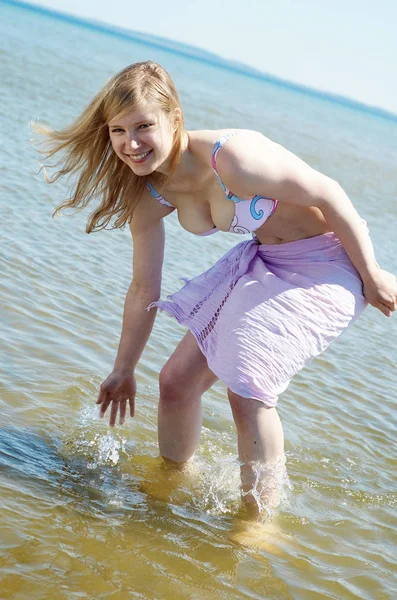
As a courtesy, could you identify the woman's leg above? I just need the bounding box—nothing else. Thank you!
[158,332,218,462]
[228,390,285,514]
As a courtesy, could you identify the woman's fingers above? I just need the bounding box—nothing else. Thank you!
[97,373,136,425]
[119,400,127,425]
[96,387,107,405]
[99,395,112,418]
[109,400,120,427]
[365,273,397,315]
[98,396,131,425]
[378,289,397,313]
[129,398,135,418]
[376,302,392,317]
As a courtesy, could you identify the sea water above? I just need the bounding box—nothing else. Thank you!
[1,1,397,598]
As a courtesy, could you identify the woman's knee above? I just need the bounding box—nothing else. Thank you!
[159,360,186,399]
[159,356,216,401]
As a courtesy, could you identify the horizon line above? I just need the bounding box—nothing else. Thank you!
[3,0,397,123]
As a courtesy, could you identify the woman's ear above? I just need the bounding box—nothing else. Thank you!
[172,108,182,131]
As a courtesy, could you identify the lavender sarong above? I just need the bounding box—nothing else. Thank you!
[149,232,367,406]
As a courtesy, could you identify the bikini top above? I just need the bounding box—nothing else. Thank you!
[146,131,278,235]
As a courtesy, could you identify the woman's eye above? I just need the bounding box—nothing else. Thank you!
[139,123,152,129]
[110,128,123,133]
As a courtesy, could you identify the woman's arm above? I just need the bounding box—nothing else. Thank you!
[112,218,165,374]
[97,194,171,425]
[216,132,397,316]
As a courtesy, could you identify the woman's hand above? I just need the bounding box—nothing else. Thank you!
[363,269,397,317]
[96,371,136,426]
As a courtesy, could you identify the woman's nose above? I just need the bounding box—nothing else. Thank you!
[127,134,140,150]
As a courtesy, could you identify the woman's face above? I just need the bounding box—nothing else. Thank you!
[108,101,176,175]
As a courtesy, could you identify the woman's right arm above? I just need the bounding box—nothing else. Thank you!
[97,194,172,426]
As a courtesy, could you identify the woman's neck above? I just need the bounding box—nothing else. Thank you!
[155,131,207,193]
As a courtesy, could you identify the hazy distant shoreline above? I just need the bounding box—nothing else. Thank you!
[3,0,397,122]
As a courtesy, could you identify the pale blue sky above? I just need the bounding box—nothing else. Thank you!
[25,0,397,114]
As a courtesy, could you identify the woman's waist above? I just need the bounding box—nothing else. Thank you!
[255,231,351,264]
[254,207,331,246]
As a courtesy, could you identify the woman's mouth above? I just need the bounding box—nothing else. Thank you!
[125,150,153,164]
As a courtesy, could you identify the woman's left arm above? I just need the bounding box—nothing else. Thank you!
[217,132,397,316]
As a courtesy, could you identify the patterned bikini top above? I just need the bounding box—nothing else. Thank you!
[146,131,278,235]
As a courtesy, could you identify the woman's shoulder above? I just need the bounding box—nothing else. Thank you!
[188,129,272,165]
[188,128,266,146]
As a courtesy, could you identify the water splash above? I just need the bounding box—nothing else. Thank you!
[199,454,291,519]
[240,456,292,520]
[86,433,126,468]
[200,455,241,514]
[60,403,128,468]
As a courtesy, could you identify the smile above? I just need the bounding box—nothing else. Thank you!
[125,150,153,163]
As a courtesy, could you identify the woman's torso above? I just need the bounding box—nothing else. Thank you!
[150,129,331,245]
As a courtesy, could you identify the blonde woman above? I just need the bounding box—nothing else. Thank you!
[38,61,397,512]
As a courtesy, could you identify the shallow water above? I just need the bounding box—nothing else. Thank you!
[1,2,397,599]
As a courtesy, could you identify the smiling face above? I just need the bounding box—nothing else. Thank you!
[108,101,176,175]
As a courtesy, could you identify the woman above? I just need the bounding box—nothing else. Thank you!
[38,61,397,511]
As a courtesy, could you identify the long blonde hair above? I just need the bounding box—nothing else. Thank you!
[36,61,185,233]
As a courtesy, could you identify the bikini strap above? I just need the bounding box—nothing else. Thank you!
[211,131,242,203]
[146,181,174,208]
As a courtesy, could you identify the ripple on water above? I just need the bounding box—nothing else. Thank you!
[2,1,397,597]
